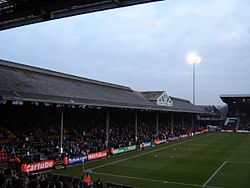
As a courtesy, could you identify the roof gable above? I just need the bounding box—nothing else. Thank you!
[141,91,206,113]
[140,91,164,101]
[157,91,173,107]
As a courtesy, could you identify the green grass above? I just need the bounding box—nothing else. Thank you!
[53,133,250,188]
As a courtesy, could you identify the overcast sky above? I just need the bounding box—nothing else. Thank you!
[0,0,250,105]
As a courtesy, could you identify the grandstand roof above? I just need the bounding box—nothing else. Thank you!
[140,91,162,101]
[197,105,223,116]
[0,59,206,114]
[220,94,250,105]
[0,59,156,110]
[0,0,162,31]
[140,91,206,113]
[220,94,250,98]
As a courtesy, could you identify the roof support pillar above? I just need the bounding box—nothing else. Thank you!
[191,114,194,130]
[105,111,110,147]
[236,107,240,116]
[156,112,159,139]
[60,110,64,154]
[135,111,138,142]
[182,113,184,127]
[198,114,201,129]
[171,112,174,136]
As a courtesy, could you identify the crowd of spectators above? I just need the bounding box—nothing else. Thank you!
[238,113,250,131]
[0,168,104,188]
[0,117,196,162]
[0,106,200,188]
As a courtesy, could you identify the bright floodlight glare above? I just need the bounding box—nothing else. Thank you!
[187,52,201,64]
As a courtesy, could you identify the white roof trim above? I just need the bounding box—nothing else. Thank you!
[157,91,173,107]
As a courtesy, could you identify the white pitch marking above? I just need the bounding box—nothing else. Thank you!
[226,160,250,164]
[92,171,223,188]
[90,134,211,171]
[203,161,227,187]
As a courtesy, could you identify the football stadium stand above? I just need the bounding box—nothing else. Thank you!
[0,59,208,187]
[197,105,224,127]
[220,94,250,132]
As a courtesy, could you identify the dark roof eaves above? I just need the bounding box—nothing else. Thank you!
[220,94,250,98]
[3,95,205,114]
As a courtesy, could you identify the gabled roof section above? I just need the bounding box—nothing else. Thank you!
[141,91,206,114]
[140,91,163,101]
[0,0,162,31]
[170,96,205,113]
[198,105,222,115]
[0,59,155,109]
[141,91,173,107]
[157,91,173,107]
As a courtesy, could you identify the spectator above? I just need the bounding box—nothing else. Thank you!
[83,173,91,187]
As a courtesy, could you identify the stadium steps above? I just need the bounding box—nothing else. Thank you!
[224,117,239,130]
[236,118,240,130]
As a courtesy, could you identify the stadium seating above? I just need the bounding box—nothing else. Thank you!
[0,105,203,188]
[222,117,239,131]
[238,115,250,131]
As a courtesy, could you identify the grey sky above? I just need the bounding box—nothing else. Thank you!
[0,0,250,105]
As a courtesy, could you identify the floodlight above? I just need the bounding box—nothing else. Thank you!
[187,52,201,64]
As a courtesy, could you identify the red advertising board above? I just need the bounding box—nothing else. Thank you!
[22,160,55,173]
[154,139,162,145]
[179,134,189,139]
[87,150,107,161]
[154,139,167,145]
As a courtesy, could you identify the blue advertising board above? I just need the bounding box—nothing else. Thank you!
[68,155,87,166]
[140,141,152,148]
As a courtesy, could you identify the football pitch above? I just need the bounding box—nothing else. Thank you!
[54,133,250,188]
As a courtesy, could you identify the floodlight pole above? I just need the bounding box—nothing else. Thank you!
[60,110,64,154]
[193,63,195,105]
[135,112,138,142]
[187,52,201,131]
[187,52,201,105]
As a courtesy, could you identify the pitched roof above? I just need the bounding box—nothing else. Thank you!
[0,59,206,114]
[140,91,206,113]
[0,59,155,110]
[139,91,163,101]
